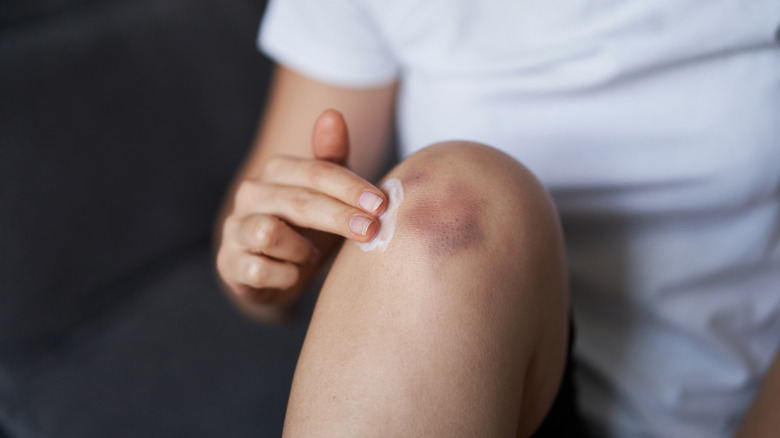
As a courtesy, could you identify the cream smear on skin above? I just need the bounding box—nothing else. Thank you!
[357,178,404,252]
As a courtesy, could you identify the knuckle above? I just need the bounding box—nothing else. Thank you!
[262,155,285,178]
[252,217,278,249]
[306,160,335,185]
[290,188,314,215]
[245,259,270,287]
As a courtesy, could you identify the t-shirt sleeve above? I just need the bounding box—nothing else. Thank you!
[258,0,399,88]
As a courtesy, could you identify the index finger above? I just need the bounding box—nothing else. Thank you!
[263,156,387,217]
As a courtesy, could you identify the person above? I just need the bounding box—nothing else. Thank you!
[215,0,780,437]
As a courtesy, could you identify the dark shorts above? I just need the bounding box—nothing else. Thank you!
[531,317,588,437]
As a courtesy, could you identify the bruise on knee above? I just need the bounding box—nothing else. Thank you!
[398,169,488,259]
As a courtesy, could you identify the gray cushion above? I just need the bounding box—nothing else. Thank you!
[0,0,318,435]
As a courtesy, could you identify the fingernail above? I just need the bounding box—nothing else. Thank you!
[358,191,384,213]
[349,216,373,237]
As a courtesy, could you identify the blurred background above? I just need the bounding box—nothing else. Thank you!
[0,0,314,436]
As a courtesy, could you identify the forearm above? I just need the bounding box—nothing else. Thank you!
[735,345,780,438]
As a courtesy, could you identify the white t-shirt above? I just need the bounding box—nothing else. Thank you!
[259,1,780,437]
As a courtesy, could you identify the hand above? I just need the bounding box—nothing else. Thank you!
[216,110,387,307]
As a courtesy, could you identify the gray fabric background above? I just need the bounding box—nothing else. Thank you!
[0,0,317,436]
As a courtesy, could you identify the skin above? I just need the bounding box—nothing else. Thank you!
[215,66,396,320]
[400,170,488,260]
[215,63,780,436]
[283,141,569,437]
[735,347,780,437]
[216,64,569,436]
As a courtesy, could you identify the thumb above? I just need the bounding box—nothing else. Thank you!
[312,109,350,166]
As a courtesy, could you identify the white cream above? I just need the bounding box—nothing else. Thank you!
[357,178,404,252]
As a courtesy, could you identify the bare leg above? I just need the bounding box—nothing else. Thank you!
[284,142,569,437]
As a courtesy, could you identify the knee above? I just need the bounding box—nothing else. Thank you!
[381,141,564,270]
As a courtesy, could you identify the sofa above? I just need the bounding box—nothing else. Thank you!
[0,0,317,436]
